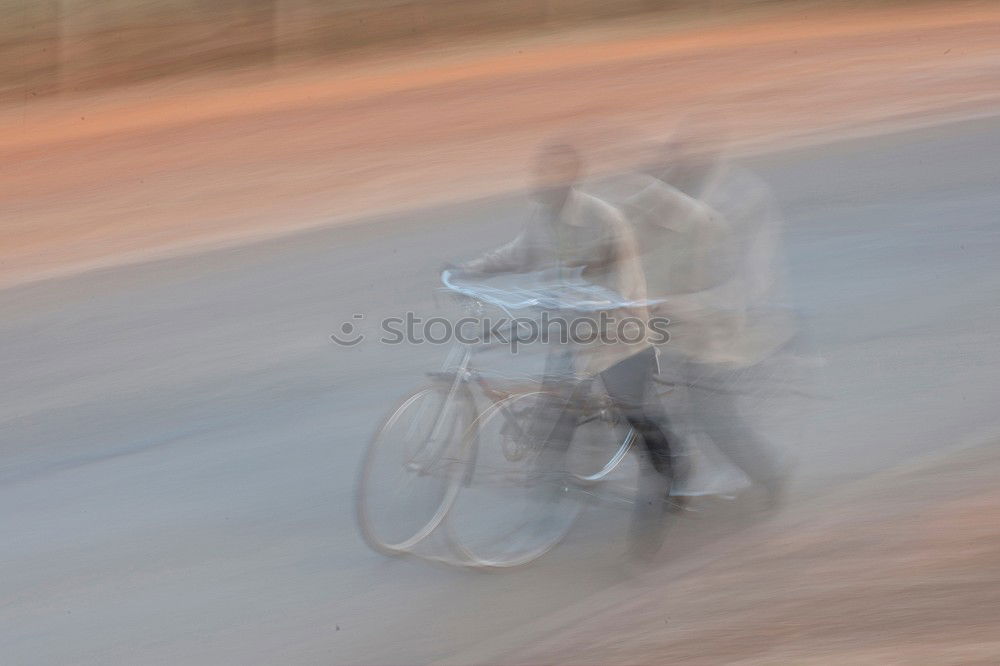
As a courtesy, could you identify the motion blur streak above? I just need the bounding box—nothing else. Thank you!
[2,1,999,665]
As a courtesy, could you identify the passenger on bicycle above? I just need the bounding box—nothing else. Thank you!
[618,121,795,507]
[451,142,685,557]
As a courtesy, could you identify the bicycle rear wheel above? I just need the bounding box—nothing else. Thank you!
[355,382,474,556]
[446,391,583,568]
[567,416,635,486]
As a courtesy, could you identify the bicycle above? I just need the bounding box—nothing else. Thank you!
[355,270,655,567]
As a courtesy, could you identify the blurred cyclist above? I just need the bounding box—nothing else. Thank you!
[451,142,685,557]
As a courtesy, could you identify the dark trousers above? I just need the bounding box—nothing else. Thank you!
[537,346,680,487]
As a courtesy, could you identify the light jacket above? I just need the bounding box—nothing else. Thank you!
[619,164,796,367]
[462,189,651,375]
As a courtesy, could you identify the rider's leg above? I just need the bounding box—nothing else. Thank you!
[601,347,684,558]
[601,347,684,483]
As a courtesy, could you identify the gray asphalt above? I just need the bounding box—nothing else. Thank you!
[2,116,1000,665]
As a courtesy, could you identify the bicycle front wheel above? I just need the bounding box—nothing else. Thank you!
[355,382,474,556]
[446,391,583,568]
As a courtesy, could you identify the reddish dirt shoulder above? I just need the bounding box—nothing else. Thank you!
[3,3,999,287]
[485,443,1000,665]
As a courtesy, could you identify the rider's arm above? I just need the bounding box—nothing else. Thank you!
[631,180,742,318]
[628,179,723,229]
[458,229,534,276]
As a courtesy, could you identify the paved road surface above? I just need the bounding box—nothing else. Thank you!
[2,116,999,664]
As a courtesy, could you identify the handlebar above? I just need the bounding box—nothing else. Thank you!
[440,269,665,313]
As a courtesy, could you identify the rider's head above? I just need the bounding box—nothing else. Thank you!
[531,142,582,211]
